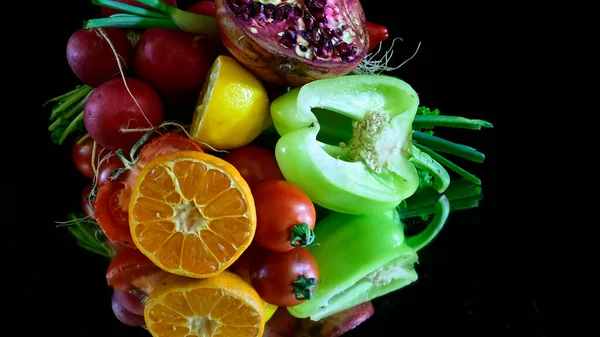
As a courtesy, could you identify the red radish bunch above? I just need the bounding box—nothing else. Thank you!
[66,28,133,87]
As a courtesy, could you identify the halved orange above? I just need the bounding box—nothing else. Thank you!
[144,271,265,337]
[128,150,256,278]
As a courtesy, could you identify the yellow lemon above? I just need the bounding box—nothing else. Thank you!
[190,55,271,150]
[264,302,278,322]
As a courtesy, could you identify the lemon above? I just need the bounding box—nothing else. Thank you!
[264,302,278,322]
[190,55,272,150]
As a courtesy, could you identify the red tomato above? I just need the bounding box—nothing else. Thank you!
[249,247,320,307]
[106,247,168,295]
[81,183,95,220]
[136,132,203,168]
[366,21,389,52]
[72,136,105,179]
[229,243,261,284]
[252,180,317,252]
[94,133,203,249]
[95,179,134,248]
[97,154,125,186]
[224,145,285,190]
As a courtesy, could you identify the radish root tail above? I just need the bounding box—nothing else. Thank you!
[96,28,154,129]
[353,37,422,75]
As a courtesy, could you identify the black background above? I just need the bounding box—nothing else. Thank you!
[4,0,544,336]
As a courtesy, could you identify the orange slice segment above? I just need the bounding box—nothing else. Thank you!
[129,150,256,278]
[144,271,265,337]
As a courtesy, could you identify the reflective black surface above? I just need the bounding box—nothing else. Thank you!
[7,1,544,336]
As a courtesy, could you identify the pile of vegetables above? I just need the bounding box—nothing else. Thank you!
[45,1,493,337]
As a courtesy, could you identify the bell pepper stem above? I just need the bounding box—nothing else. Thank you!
[410,145,450,193]
[405,194,450,252]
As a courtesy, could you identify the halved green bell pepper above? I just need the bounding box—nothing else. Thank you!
[287,194,450,321]
[271,75,427,215]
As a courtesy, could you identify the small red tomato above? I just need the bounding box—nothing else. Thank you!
[253,180,317,252]
[95,179,134,248]
[106,247,168,295]
[97,154,125,185]
[366,21,389,52]
[72,136,105,179]
[224,145,285,190]
[249,247,320,307]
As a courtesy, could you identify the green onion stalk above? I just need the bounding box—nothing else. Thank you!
[288,180,483,321]
[44,85,95,145]
[84,0,218,35]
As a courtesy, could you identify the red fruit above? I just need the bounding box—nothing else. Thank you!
[133,28,216,104]
[83,77,164,152]
[214,0,369,87]
[66,28,133,87]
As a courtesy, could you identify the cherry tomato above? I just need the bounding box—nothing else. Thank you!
[229,243,261,284]
[249,247,320,307]
[106,247,168,295]
[81,183,95,220]
[97,154,125,185]
[366,21,389,52]
[72,136,105,179]
[224,145,285,190]
[136,132,203,168]
[252,180,317,252]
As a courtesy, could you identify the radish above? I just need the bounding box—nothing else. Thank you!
[99,0,177,18]
[84,77,164,152]
[186,0,216,16]
[66,28,133,87]
[133,28,216,104]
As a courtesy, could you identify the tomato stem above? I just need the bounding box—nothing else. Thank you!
[290,223,318,248]
[294,275,319,301]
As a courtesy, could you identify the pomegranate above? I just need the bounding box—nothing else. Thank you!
[214,0,369,87]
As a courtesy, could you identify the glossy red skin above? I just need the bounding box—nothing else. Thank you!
[81,183,96,220]
[224,145,284,190]
[95,179,134,248]
[111,290,146,327]
[100,0,177,17]
[252,180,316,252]
[136,132,203,168]
[249,247,320,307]
[186,0,216,16]
[113,289,145,316]
[106,247,168,295]
[84,77,164,152]
[229,243,261,283]
[72,137,104,179]
[366,21,389,52]
[94,133,203,249]
[66,28,133,87]
[133,29,215,104]
[97,154,125,186]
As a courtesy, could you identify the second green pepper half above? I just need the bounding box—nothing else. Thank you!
[271,75,424,215]
[286,194,450,321]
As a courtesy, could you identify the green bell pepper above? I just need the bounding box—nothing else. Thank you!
[287,194,450,321]
[270,75,445,215]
